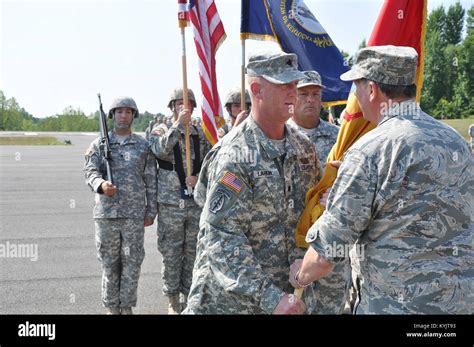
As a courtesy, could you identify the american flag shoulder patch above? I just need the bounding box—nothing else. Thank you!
[219,171,243,193]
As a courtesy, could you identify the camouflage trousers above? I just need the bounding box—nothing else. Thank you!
[311,259,351,314]
[156,203,200,297]
[94,218,145,308]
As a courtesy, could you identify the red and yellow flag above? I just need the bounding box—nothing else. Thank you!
[178,0,190,28]
[295,0,427,248]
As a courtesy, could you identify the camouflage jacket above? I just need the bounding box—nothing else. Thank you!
[287,118,339,171]
[150,122,211,207]
[186,115,320,314]
[306,100,474,314]
[84,131,157,220]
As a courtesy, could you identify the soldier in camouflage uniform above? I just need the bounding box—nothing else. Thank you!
[288,70,339,171]
[145,115,156,140]
[84,97,157,315]
[150,114,168,137]
[288,70,348,314]
[290,46,473,314]
[184,50,321,314]
[146,114,166,140]
[149,88,211,314]
[218,88,251,138]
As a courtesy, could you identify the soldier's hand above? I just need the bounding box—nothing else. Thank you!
[176,108,192,126]
[233,110,248,127]
[273,294,306,315]
[329,160,342,169]
[151,127,166,136]
[144,217,154,227]
[185,175,198,188]
[101,181,117,197]
[328,113,335,124]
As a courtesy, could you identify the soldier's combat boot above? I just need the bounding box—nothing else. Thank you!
[121,307,133,315]
[105,307,121,315]
[168,294,181,314]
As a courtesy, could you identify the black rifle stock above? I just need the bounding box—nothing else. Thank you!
[97,93,113,185]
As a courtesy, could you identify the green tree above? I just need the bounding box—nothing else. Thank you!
[460,6,474,103]
[427,5,446,41]
[421,31,446,115]
[445,2,465,45]
[340,49,352,67]
[132,111,156,132]
[422,3,472,118]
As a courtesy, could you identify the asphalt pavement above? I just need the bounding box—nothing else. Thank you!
[0,132,167,314]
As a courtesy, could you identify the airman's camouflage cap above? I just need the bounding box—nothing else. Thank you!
[340,45,418,85]
[246,50,306,84]
[298,70,325,89]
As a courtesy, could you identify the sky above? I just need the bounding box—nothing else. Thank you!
[1,0,471,118]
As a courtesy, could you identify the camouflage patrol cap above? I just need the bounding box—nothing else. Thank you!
[224,88,251,106]
[108,97,139,119]
[246,50,306,84]
[167,88,197,109]
[340,45,418,85]
[298,70,325,89]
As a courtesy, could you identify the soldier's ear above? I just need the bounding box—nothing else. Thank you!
[368,81,378,102]
[249,80,261,99]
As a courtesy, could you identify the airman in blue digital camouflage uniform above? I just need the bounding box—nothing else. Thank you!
[291,46,473,314]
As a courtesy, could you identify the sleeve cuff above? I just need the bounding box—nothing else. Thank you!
[93,179,106,194]
[306,218,346,264]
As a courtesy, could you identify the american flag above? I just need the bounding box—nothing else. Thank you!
[189,0,226,145]
[220,171,243,193]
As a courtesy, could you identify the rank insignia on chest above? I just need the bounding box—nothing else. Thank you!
[299,157,310,165]
[298,157,312,171]
[220,171,243,193]
[299,164,312,171]
[209,188,231,214]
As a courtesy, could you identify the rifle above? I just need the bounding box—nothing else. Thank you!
[97,93,113,185]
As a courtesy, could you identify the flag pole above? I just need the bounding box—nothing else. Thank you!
[178,0,192,194]
[240,38,246,111]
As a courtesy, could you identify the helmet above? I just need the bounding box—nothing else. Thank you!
[167,88,197,109]
[108,97,139,119]
[224,88,251,107]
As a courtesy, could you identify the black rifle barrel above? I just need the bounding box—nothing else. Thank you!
[97,93,113,185]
